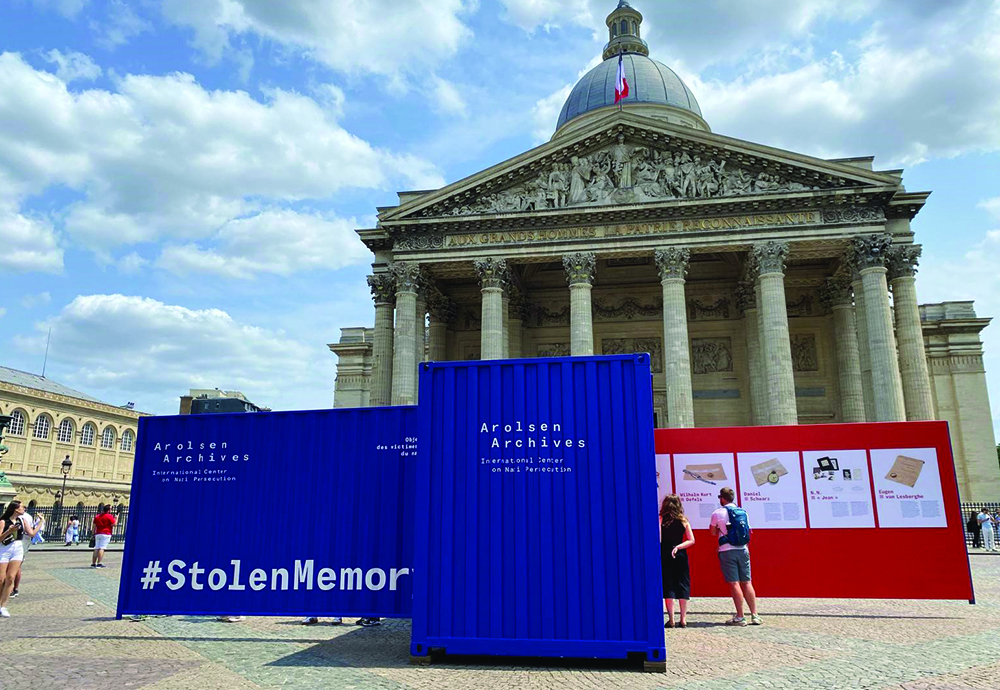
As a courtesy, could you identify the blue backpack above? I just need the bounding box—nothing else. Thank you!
[719,504,751,547]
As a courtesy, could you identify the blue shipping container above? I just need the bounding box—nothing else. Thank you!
[117,406,417,618]
[412,355,665,664]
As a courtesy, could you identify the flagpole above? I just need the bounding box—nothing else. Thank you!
[618,48,623,112]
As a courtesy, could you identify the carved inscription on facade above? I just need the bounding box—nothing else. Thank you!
[692,338,734,375]
[602,338,663,373]
[791,334,819,372]
[443,211,821,248]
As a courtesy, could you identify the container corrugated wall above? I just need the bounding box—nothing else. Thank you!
[118,406,417,618]
[412,355,665,662]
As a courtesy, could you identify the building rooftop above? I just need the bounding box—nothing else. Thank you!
[0,365,109,406]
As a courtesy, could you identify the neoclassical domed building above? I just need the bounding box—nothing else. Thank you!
[330,1,999,499]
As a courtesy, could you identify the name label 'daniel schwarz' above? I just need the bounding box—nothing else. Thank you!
[443,211,821,248]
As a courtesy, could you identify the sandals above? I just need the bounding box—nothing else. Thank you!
[664,620,674,628]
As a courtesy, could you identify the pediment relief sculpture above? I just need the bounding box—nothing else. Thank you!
[433,135,825,218]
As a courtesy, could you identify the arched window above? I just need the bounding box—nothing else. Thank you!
[101,426,116,450]
[621,19,628,34]
[121,430,135,453]
[612,24,617,37]
[27,500,37,515]
[632,20,637,35]
[7,410,25,436]
[81,423,96,446]
[76,501,85,515]
[33,414,51,440]
[57,418,75,444]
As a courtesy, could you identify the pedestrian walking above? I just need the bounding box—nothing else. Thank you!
[659,494,695,628]
[0,500,44,618]
[708,487,761,627]
[977,509,995,552]
[967,511,982,549]
[91,505,117,568]
[65,515,80,547]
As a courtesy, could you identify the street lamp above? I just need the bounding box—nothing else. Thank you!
[60,454,73,510]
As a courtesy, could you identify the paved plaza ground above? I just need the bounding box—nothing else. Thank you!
[2,549,999,689]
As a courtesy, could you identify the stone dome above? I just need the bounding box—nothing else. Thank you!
[555,53,705,134]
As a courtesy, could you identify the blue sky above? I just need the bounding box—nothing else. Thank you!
[1,0,999,437]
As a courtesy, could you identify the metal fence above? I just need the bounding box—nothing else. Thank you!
[960,503,1000,549]
[1,501,131,545]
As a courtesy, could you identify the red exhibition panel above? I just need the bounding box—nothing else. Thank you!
[655,421,974,602]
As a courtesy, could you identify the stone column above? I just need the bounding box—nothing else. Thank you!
[736,281,767,426]
[390,262,421,406]
[367,273,396,407]
[820,278,865,422]
[563,252,597,356]
[850,267,876,422]
[427,293,452,363]
[851,234,905,422]
[475,258,508,360]
[753,241,798,425]
[502,294,510,358]
[415,291,428,364]
[508,288,526,359]
[655,247,694,428]
[888,245,935,421]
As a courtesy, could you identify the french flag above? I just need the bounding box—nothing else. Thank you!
[615,52,629,105]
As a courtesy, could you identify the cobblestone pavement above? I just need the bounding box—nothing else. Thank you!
[3,551,1000,689]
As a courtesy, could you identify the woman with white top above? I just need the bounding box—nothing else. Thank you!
[0,500,44,618]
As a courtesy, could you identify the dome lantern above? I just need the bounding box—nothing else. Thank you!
[603,0,648,60]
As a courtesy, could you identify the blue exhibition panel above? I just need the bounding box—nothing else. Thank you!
[412,355,665,663]
[117,406,417,618]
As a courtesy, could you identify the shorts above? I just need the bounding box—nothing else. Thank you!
[0,540,25,563]
[94,534,112,550]
[719,548,751,583]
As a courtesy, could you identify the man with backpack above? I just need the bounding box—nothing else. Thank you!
[709,487,761,627]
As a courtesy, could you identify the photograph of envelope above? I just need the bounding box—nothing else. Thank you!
[750,458,789,486]
[683,463,727,482]
[885,455,924,488]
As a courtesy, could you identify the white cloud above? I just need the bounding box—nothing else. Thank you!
[117,252,148,275]
[160,0,475,82]
[0,52,443,263]
[44,49,101,83]
[20,291,52,309]
[498,0,592,32]
[15,294,331,414]
[0,308,6,319]
[685,3,1000,166]
[979,197,1000,222]
[0,204,63,274]
[30,0,88,18]
[92,0,153,49]
[430,76,468,117]
[155,210,369,279]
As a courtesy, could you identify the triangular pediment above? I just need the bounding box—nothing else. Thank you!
[380,112,902,224]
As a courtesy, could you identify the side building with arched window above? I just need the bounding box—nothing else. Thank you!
[0,366,145,506]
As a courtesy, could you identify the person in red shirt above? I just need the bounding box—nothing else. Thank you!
[91,505,117,569]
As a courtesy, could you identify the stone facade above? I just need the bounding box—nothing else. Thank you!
[0,376,141,506]
[327,3,1000,500]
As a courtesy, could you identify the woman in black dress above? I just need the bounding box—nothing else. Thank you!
[660,494,695,628]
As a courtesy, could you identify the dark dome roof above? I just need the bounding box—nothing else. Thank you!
[556,53,703,131]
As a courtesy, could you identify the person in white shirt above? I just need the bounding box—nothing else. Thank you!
[978,510,996,551]
[708,487,761,627]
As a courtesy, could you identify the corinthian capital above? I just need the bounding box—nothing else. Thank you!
[427,293,455,323]
[848,233,893,272]
[367,273,396,305]
[887,244,921,280]
[654,247,690,281]
[474,257,508,290]
[819,278,853,311]
[390,261,422,293]
[563,252,597,286]
[751,241,789,276]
